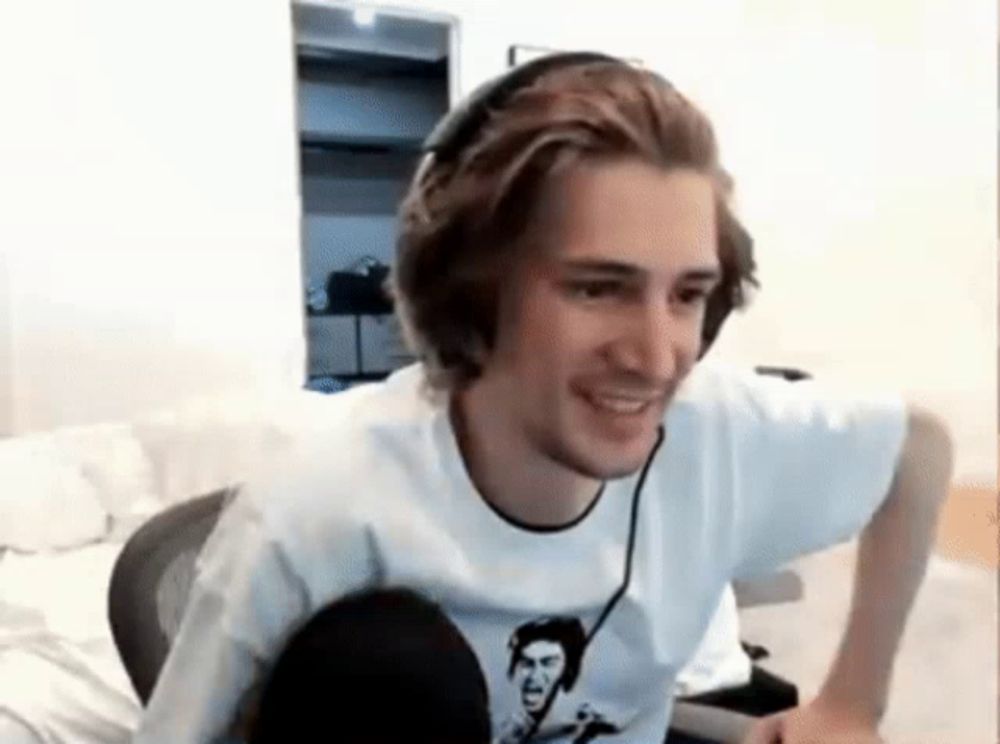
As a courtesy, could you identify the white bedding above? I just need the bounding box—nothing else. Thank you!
[0,386,337,744]
[0,544,141,744]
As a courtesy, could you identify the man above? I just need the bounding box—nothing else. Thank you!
[134,53,952,744]
[499,617,622,743]
[508,618,584,724]
[514,636,565,717]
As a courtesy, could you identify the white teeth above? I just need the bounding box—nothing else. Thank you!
[589,395,649,414]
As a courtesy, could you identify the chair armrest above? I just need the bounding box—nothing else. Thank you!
[670,701,757,743]
[732,569,804,608]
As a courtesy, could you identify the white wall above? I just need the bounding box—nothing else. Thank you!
[0,0,307,432]
[0,250,12,437]
[707,1,998,487]
[0,0,995,485]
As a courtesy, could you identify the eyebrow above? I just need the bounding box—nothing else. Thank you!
[558,259,722,284]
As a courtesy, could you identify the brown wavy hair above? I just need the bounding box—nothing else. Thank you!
[389,59,757,392]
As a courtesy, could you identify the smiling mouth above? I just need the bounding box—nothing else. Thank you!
[579,390,661,417]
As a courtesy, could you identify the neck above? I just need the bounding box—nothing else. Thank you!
[450,380,603,529]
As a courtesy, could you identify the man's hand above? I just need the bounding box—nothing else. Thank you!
[741,695,884,744]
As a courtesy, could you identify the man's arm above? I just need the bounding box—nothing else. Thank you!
[819,405,953,717]
[745,405,954,743]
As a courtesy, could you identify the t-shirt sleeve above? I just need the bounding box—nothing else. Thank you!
[719,368,908,580]
[133,456,380,744]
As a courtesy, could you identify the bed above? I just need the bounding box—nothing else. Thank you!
[0,387,332,743]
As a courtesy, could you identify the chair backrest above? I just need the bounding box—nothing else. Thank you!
[107,487,236,704]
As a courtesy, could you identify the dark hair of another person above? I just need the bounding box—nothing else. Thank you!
[248,588,491,744]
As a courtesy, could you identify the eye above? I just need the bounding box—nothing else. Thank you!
[676,287,711,306]
[565,280,623,301]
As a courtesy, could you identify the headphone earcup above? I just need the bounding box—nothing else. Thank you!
[700,295,731,359]
[700,207,756,358]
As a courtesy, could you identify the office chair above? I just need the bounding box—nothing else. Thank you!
[107,486,237,704]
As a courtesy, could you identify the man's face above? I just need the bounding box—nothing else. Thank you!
[513,639,567,714]
[482,159,719,480]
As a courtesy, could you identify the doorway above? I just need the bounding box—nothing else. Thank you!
[291,1,459,390]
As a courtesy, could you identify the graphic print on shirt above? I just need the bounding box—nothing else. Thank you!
[495,616,621,744]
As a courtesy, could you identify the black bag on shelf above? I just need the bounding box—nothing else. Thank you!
[324,266,393,316]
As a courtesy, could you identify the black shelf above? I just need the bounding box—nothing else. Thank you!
[299,132,424,156]
[297,46,448,81]
[308,309,393,318]
[309,371,390,383]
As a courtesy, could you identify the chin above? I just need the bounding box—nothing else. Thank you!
[553,432,657,481]
[584,452,650,480]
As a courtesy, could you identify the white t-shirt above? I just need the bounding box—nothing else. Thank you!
[134,360,907,744]
[673,584,750,698]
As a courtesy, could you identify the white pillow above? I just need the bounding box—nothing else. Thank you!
[0,438,109,552]
[49,424,159,541]
[132,387,324,507]
[132,409,268,507]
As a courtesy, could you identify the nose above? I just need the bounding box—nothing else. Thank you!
[606,298,680,383]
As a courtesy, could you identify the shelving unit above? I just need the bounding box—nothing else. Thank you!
[290,10,451,386]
